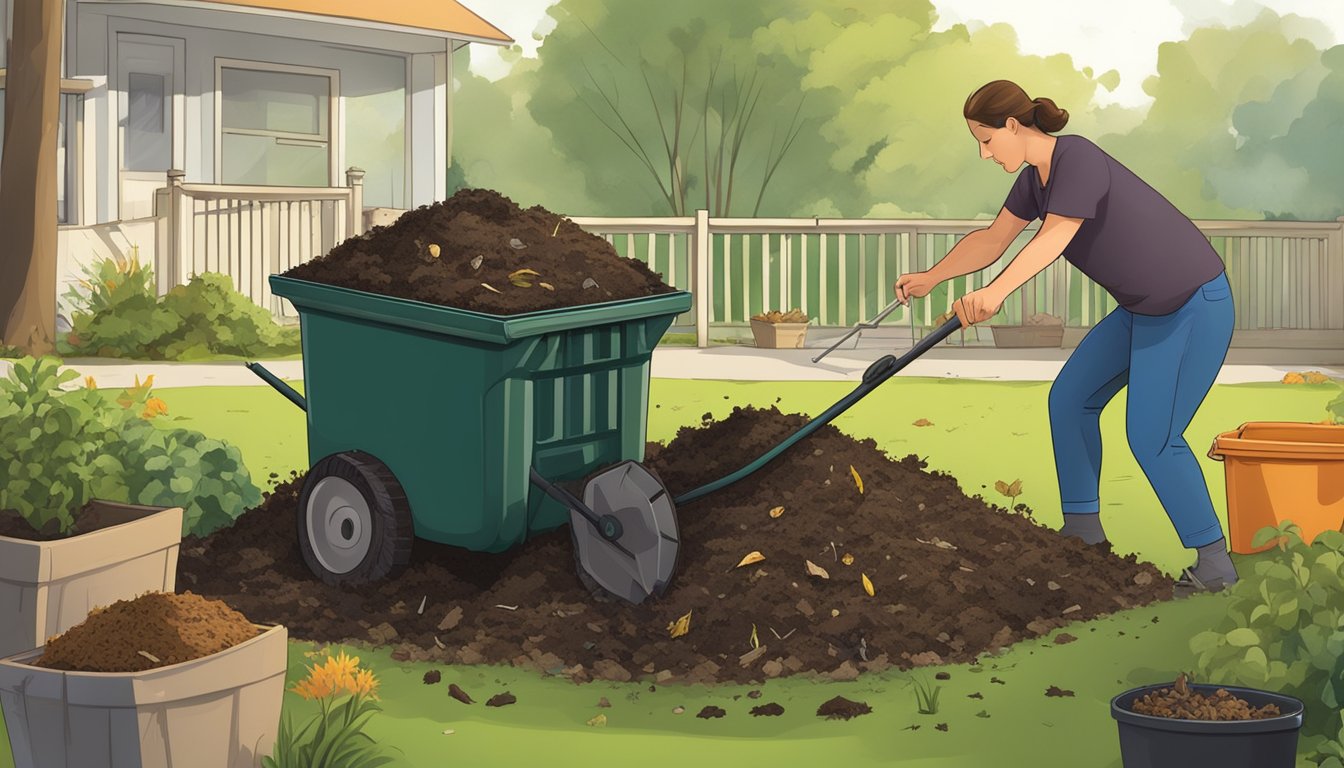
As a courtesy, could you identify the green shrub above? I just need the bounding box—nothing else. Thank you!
[61,254,299,360]
[1190,522,1344,754]
[0,356,262,536]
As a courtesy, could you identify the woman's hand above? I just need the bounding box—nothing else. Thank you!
[952,287,1006,328]
[893,271,938,304]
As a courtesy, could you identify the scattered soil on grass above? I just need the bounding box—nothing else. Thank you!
[1045,686,1075,697]
[448,684,474,704]
[1129,674,1282,721]
[281,188,674,314]
[818,696,872,720]
[423,670,441,685]
[697,706,726,719]
[486,692,517,707]
[179,406,1174,685]
[751,703,786,717]
[33,592,258,672]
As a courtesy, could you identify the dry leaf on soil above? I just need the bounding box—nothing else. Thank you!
[427,244,441,258]
[481,283,501,294]
[539,282,555,291]
[913,418,933,427]
[736,551,766,568]
[862,573,875,597]
[805,560,831,579]
[668,611,692,638]
[769,505,785,518]
[842,553,855,566]
[850,465,864,494]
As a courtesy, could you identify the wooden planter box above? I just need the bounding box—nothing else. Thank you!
[751,319,809,349]
[991,325,1065,348]
[0,502,183,658]
[0,624,287,768]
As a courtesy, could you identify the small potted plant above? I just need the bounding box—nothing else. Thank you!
[991,312,1064,348]
[1111,673,1305,768]
[750,308,811,349]
[0,591,288,768]
[0,357,262,657]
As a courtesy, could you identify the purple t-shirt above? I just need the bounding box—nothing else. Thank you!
[1002,135,1225,316]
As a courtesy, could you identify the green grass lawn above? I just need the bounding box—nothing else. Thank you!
[1,376,1336,767]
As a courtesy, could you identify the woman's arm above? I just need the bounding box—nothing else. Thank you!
[951,213,1083,327]
[984,214,1082,302]
[927,207,1031,282]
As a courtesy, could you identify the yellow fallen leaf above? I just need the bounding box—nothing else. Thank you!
[913,418,933,427]
[805,560,830,579]
[587,714,607,727]
[509,268,541,279]
[539,282,555,291]
[736,551,766,568]
[668,610,692,638]
[768,505,784,518]
[842,553,854,566]
[750,624,759,649]
[427,243,441,258]
[481,283,501,294]
[862,573,875,597]
[850,465,864,494]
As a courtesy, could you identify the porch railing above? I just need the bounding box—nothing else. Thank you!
[569,213,1344,349]
[155,167,365,317]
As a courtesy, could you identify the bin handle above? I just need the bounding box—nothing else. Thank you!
[1207,440,1223,462]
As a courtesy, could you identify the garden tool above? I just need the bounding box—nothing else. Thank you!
[545,312,965,605]
[811,297,909,363]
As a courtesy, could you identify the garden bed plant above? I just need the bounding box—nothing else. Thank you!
[58,250,300,360]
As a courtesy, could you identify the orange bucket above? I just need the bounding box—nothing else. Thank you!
[1208,422,1344,554]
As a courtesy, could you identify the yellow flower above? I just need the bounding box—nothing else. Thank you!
[290,651,379,701]
[84,376,97,389]
[141,396,169,419]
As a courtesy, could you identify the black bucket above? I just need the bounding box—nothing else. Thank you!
[1110,683,1305,768]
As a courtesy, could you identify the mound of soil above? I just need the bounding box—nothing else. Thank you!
[178,406,1173,685]
[281,188,674,314]
[34,591,259,672]
[1130,674,1282,721]
[818,696,872,720]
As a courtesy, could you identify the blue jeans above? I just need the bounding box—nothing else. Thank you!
[1048,271,1234,548]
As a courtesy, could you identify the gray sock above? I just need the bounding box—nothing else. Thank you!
[1192,538,1238,586]
[1060,513,1107,545]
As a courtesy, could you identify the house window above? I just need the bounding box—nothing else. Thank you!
[0,90,82,224]
[219,65,332,186]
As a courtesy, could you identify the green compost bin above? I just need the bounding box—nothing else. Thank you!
[269,275,692,553]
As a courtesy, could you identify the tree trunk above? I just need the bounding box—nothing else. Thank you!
[0,0,64,355]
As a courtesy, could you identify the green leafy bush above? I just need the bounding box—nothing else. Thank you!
[1190,522,1344,754]
[61,254,299,360]
[0,356,261,536]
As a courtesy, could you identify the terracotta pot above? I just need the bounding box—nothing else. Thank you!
[0,502,182,657]
[751,319,809,349]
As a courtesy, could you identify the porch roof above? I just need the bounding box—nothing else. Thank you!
[148,0,514,44]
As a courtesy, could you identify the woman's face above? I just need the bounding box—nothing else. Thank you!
[967,119,1025,173]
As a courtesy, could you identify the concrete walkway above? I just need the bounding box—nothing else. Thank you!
[7,345,1338,389]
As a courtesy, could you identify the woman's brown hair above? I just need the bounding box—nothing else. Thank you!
[964,80,1069,133]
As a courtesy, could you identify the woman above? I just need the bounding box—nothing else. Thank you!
[894,80,1236,594]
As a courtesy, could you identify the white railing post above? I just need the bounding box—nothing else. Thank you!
[1331,216,1344,334]
[346,167,365,237]
[693,209,710,347]
[167,169,189,287]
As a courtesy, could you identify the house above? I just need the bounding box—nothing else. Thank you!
[0,0,513,318]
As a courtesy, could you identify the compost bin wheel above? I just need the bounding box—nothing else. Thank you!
[297,451,414,586]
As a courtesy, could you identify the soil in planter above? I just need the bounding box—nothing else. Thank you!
[33,591,259,672]
[281,188,675,315]
[0,501,157,542]
[1129,674,1282,721]
[179,406,1174,685]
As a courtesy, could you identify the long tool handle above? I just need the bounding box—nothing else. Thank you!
[246,362,307,412]
[674,314,964,506]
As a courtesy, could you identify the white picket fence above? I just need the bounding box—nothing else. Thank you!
[570,212,1344,349]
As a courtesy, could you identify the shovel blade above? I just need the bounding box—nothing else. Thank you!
[570,461,679,605]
